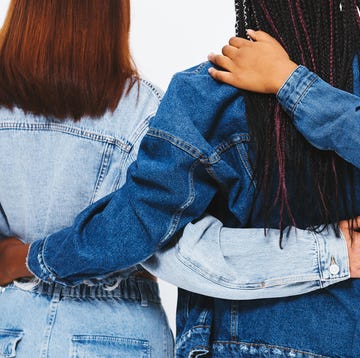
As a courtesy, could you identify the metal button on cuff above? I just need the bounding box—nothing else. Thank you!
[329,256,340,275]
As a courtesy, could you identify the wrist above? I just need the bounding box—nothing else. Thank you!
[272,60,298,94]
[7,243,32,280]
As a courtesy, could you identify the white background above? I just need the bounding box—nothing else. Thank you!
[0,0,235,334]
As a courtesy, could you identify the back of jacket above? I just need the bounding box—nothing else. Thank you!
[0,79,162,247]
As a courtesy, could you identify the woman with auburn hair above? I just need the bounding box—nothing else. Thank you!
[0,1,174,356]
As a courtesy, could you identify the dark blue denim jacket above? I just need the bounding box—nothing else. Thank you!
[28,62,360,357]
[28,62,258,282]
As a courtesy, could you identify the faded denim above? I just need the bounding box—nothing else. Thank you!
[143,215,349,300]
[0,279,173,357]
[0,78,174,357]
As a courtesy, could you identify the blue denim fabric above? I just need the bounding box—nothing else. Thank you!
[26,61,360,357]
[144,64,360,301]
[277,61,360,168]
[0,78,175,356]
[143,216,349,300]
[27,62,357,284]
[0,279,173,357]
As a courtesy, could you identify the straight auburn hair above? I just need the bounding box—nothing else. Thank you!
[0,0,138,120]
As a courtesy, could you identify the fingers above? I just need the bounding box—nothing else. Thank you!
[227,31,271,45]
[246,29,273,42]
[208,67,234,85]
[207,53,233,71]
[227,30,276,49]
[228,36,251,48]
[221,44,238,59]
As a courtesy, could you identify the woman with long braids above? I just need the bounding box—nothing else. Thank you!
[1,0,360,356]
[205,1,360,356]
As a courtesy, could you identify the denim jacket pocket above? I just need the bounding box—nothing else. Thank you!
[0,329,23,358]
[71,335,150,358]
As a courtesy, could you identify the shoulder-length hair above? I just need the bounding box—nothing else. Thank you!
[0,0,138,120]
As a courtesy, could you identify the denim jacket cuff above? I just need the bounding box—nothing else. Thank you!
[27,238,58,283]
[277,65,318,119]
[313,227,350,287]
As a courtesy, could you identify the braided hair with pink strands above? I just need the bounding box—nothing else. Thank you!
[235,0,360,240]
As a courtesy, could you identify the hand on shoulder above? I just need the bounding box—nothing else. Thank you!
[208,30,298,94]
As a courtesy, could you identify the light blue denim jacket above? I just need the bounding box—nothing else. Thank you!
[0,78,163,284]
[25,62,356,296]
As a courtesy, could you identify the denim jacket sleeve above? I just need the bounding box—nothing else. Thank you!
[143,215,349,299]
[277,65,360,168]
[27,70,223,286]
[26,64,351,293]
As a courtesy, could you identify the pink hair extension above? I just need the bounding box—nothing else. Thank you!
[287,0,306,64]
[274,104,296,229]
[295,0,316,71]
[317,157,337,218]
[331,155,339,199]
[317,182,330,218]
[258,0,287,50]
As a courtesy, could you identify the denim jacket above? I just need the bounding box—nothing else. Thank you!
[26,62,356,289]
[278,62,360,168]
[0,67,347,296]
[0,78,163,285]
[144,63,360,300]
[26,63,360,356]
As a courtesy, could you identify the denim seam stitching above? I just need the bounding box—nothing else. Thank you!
[129,113,153,146]
[0,122,131,152]
[213,341,329,357]
[193,62,208,75]
[159,159,199,245]
[290,76,318,119]
[112,154,129,191]
[311,230,325,288]
[90,142,113,203]
[214,134,251,154]
[38,237,60,282]
[147,128,204,159]
[175,245,320,289]
[139,78,163,102]
[276,65,303,96]
[236,143,255,187]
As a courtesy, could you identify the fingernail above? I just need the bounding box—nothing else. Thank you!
[246,29,255,37]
